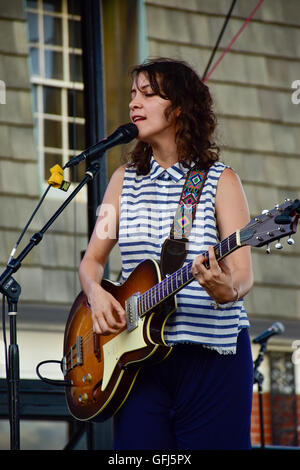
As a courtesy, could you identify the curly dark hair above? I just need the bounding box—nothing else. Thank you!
[126,57,219,174]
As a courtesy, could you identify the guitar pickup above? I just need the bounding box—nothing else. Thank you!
[62,335,83,375]
[76,336,83,365]
[125,292,140,332]
[93,333,101,361]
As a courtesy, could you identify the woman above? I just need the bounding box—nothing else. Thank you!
[78,58,254,450]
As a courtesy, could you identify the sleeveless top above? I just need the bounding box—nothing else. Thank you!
[118,156,250,354]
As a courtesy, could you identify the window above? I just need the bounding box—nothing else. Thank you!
[0,419,69,450]
[269,352,298,446]
[0,379,113,450]
[26,0,86,188]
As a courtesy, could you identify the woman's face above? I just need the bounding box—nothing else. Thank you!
[129,72,177,145]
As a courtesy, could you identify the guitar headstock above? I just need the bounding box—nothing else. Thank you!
[240,199,300,252]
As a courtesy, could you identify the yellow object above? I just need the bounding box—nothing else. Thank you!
[48,164,70,191]
[48,164,64,188]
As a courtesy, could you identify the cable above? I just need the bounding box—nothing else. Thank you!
[202,0,237,80]
[1,295,11,422]
[36,360,72,387]
[7,185,51,264]
[203,0,265,83]
[2,295,8,378]
[7,161,71,264]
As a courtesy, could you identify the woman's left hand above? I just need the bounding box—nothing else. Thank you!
[191,246,236,304]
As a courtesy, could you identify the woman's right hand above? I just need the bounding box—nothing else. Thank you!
[88,283,126,335]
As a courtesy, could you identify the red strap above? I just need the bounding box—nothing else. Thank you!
[203,0,265,83]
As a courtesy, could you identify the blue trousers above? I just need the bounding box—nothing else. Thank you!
[113,328,253,450]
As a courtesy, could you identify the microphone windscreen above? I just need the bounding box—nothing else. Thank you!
[121,123,138,142]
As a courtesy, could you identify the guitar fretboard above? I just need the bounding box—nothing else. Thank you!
[137,230,240,316]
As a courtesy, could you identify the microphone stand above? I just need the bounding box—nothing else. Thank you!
[253,341,267,449]
[0,160,102,450]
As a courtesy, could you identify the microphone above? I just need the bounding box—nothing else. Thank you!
[253,322,285,344]
[65,123,138,168]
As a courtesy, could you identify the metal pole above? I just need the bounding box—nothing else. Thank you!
[79,1,113,449]
[80,0,108,240]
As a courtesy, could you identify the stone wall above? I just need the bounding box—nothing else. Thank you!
[0,0,88,311]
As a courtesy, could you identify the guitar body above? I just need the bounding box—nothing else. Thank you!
[62,198,300,422]
[63,259,175,422]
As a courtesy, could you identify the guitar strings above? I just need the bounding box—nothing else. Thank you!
[67,215,275,356]
[75,232,245,351]
[137,213,278,313]
[74,234,239,352]
[137,231,238,314]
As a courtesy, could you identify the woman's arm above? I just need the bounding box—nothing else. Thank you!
[79,164,127,334]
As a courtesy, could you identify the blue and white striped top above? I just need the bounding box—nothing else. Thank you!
[118,156,249,354]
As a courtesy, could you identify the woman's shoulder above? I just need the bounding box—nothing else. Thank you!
[112,163,127,177]
[109,163,127,185]
[215,165,246,209]
[218,165,241,185]
[103,164,127,202]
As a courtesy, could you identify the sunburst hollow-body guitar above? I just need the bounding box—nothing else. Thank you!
[62,199,299,422]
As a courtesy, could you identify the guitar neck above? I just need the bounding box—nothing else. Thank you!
[138,230,241,315]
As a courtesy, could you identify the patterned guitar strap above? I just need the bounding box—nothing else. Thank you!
[160,166,208,278]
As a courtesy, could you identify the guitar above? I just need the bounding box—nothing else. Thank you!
[63,199,299,422]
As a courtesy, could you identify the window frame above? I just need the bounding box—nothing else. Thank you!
[26,0,86,199]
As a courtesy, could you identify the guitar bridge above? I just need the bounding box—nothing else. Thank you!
[125,292,140,332]
[62,335,83,375]
[93,333,101,361]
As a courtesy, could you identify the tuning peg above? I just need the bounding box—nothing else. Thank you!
[287,237,295,246]
[275,241,283,249]
[261,209,272,217]
[266,244,271,254]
